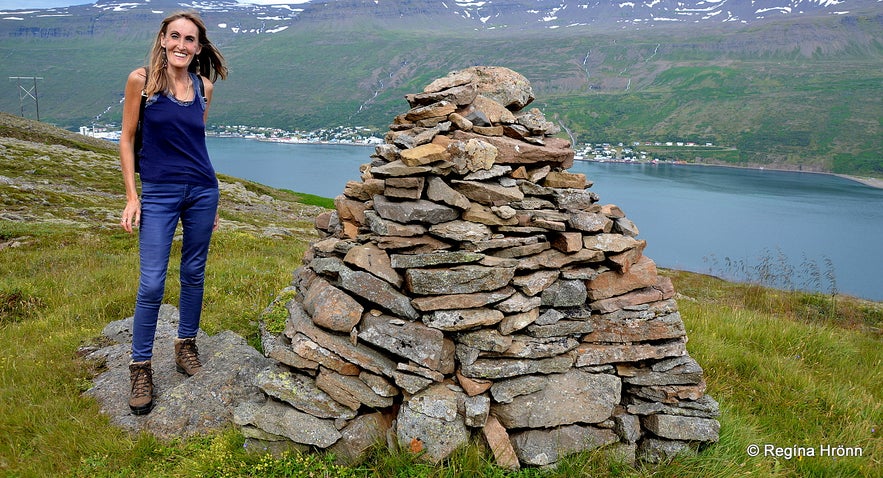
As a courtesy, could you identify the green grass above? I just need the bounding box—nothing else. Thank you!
[1,118,881,477]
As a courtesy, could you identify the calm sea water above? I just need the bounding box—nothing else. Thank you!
[208,137,883,301]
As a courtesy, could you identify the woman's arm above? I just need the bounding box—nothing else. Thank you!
[119,67,147,233]
[202,75,214,124]
[201,75,220,230]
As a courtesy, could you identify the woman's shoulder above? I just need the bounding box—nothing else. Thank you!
[127,67,148,85]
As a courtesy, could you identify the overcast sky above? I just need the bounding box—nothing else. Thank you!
[0,1,312,9]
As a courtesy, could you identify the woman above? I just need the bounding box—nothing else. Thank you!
[119,11,227,415]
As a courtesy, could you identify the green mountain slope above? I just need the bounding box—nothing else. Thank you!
[0,12,880,175]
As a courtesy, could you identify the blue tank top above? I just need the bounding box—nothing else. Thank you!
[138,72,217,188]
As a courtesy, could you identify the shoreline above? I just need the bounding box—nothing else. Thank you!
[213,134,883,190]
[579,158,883,190]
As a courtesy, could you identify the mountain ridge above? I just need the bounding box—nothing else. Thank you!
[0,0,880,175]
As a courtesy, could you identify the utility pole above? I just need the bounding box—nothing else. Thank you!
[9,76,43,121]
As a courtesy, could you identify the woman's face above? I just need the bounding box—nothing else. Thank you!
[161,18,201,70]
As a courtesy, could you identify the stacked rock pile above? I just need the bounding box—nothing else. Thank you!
[238,66,720,468]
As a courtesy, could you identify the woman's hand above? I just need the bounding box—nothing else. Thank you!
[121,198,141,233]
[213,212,220,231]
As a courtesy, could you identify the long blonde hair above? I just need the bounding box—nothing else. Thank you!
[144,11,228,96]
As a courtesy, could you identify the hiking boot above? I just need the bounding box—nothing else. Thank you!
[175,337,202,376]
[129,360,154,415]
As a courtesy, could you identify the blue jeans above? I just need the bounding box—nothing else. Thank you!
[131,182,219,362]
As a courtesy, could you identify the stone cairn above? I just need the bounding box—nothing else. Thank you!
[239,66,720,468]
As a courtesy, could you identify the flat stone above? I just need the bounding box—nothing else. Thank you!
[464,165,512,183]
[359,371,400,398]
[554,188,600,212]
[490,375,548,404]
[568,211,613,233]
[638,437,697,464]
[407,83,478,106]
[405,101,458,122]
[472,95,517,124]
[498,307,539,335]
[493,370,620,428]
[495,291,542,313]
[412,286,515,312]
[358,313,448,371]
[384,176,425,200]
[423,307,505,332]
[255,367,356,420]
[510,424,619,467]
[429,220,492,243]
[373,195,459,225]
[456,371,493,397]
[406,264,515,295]
[343,243,402,288]
[482,416,520,470]
[456,328,513,353]
[643,414,720,442]
[463,393,491,427]
[303,276,363,332]
[396,384,469,463]
[449,138,499,174]
[329,412,393,465]
[525,319,595,338]
[375,234,453,253]
[452,130,573,167]
[288,333,359,375]
[585,255,659,300]
[583,233,643,254]
[428,66,534,109]
[400,142,451,166]
[390,250,485,269]
[370,159,432,178]
[493,240,551,259]
[574,339,687,366]
[393,370,435,394]
[629,381,708,403]
[515,248,604,271]
[285,301,397,377]
[343,178,385,201]
[540,279,588,307]
[589,282,669,314]
[459,354,573,380]
[329,263,420,320]
[451,179,524,205]
[501,335,580,359]
[364,210,427,237]
[233,400,341,448]
[426,176,471,210]
[583,311,686,343]
[543,171,587,189]
[550,231,583,252]
[316,368,395,410]
[262,329,318,371]
[515,107,558,135]
[462,202,520,226]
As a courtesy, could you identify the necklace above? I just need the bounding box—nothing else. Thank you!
[173,75,192,100]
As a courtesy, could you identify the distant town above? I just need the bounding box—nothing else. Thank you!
[79,123,717,165]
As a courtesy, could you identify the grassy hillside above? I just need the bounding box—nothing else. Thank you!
[0,12,880,175]
[1,115,881,477]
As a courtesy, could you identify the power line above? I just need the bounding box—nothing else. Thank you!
[9,76,43,121]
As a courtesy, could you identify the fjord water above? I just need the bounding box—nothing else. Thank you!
[208,137,883,301]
